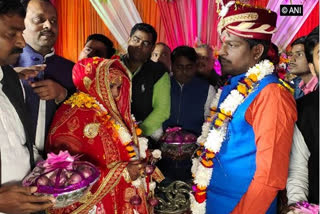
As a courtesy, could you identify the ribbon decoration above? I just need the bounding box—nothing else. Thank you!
[42,151,80,172]
[165,127,182,133]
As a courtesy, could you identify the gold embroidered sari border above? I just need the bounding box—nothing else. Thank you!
[71,162,127,214]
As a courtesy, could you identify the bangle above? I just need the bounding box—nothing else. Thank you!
[122,167,132,183]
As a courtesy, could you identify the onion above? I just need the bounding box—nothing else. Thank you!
[50,172,67,187]
[68,173,83,185]
[145,165,155,175]
[173,134,183,143]
[148,197,159,206]
[36,175,50,186]
[129,195,142,205]
[164,134,174,142]
[79,167,93,178]
[183,133,197,142]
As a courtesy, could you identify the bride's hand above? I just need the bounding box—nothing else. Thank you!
[127,160,146,181]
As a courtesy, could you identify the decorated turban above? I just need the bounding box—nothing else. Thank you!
[217,1,277,41]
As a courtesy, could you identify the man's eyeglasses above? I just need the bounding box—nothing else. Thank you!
[131,36,152,47]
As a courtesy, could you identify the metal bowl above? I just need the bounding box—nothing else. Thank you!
[160,141,197,160]
[35,176,99,208]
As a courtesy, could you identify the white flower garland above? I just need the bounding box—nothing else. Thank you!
[191,60,274,213]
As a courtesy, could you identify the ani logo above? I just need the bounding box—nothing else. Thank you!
[280,5,303,16]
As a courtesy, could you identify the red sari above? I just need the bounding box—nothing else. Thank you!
[46,58,149,214]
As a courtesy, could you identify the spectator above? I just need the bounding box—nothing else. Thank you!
[0,1,54,213]
[163,46,214,136]
[78,33,116,60]
[288,36,318,99]
[15,0,76,156]
[195,44,224,89]
[121,23,170,142]
[287,26,319,205]
[151,42,171,71]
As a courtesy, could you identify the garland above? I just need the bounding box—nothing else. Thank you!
[190,60,275,214]
[65,92,143,160]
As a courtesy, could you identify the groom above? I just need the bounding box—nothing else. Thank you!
[191,2,297,214]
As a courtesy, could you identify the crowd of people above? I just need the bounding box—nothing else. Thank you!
[0,0,318,214]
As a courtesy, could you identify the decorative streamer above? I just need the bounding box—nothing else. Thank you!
[90,0,143,51]
[267,0,318,51]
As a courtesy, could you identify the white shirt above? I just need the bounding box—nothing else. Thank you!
[0,67,31,185]
[35,50,55,152]
[204,85,215,118]
[286,124,310,204]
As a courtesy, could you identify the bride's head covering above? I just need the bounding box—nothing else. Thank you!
[72,57,134,133]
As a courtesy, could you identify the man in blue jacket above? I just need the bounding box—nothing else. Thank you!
[15,0,75,157]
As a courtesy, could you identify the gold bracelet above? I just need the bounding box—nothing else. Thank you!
[122,167,132,183]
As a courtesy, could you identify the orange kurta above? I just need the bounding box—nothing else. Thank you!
[232,83,297,213]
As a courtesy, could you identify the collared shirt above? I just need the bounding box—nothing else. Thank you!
[298,75,318,95]
[0,67,30,185]
[286,125,310,205]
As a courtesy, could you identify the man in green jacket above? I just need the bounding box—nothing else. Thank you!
[121,23,170,141]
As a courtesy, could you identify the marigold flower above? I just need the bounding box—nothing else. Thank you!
[126,146,134,152]
[211,107,217,111]
[220,109,231,117]
[135,128,142,136]
[248,73,258,82]
[206,152,215,159]
[244,78,253,87]
[206,117,213,122]
[214,119,223,127]
[201,159,213,167]
[197,185,207,191]
[237,84,247,96]
[217,113,226,121]
[128,152,136,158]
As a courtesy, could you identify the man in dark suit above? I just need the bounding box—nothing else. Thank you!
[15,0,75,157]
[0,0,54,213]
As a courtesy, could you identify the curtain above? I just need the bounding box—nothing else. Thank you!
[157,0,198,50]
[196,0,219,47]
[133,0,167,46]
[89,0,142,51]
[267,0,318,51]
[54,0,119,62]
[54,0,318,62]
[158,0,272,50]
[290,2,319,45]
[54,0,167,62]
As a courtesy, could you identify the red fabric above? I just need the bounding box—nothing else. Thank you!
[290,2,319,45]
[46,59,148,214]
[219,2,277,41]
[200,0,220,48]
[156,0,181,49]
[72,58,133,129]
[157,0,198,50]
[248,0,269,7]
[232,84,297,213]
